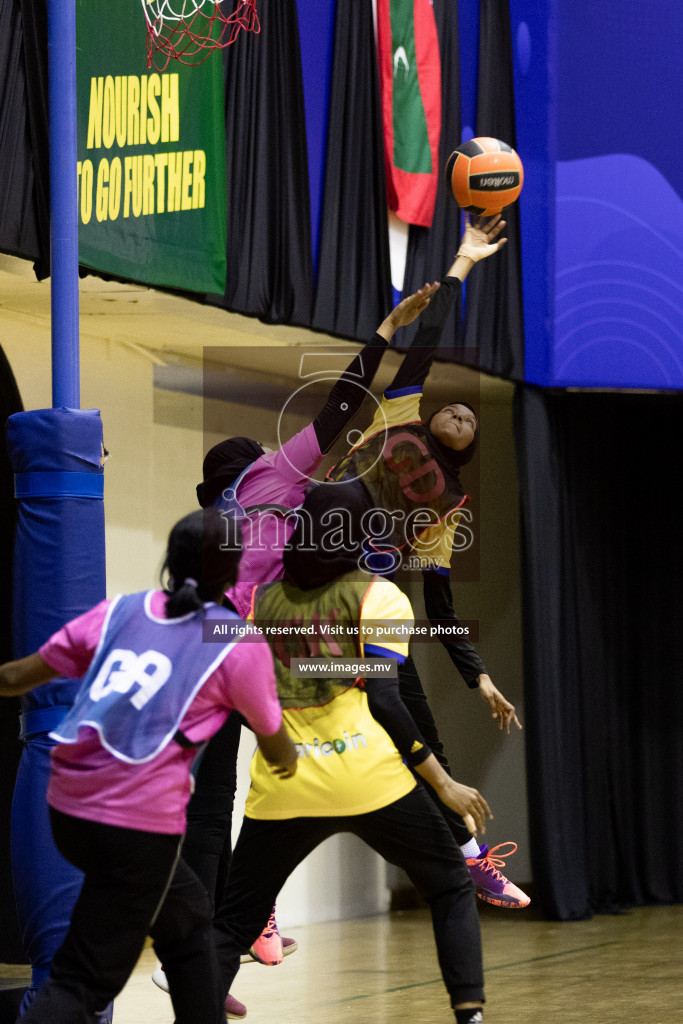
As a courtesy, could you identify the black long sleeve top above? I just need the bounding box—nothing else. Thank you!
[312,334,388,453]
[364,674,432,768]
[387,277,463,392]
[421,568,487,687]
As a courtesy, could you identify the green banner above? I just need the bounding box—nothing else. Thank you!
[75,0,227,295]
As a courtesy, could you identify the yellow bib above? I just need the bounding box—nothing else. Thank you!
[246,688,416,820]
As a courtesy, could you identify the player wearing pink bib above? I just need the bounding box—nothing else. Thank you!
[0,509,297,1024]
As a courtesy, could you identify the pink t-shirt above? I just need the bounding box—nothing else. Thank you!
[39,592,282,835]
[227,423,322,616]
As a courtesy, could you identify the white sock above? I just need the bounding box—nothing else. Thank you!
[460,837,481,859]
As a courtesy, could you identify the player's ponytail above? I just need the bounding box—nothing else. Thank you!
[162,508,242,618]
[165,577,204,617]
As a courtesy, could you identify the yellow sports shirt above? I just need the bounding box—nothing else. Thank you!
[246,579,417,819]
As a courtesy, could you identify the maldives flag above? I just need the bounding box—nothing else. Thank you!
[376,0,442,228]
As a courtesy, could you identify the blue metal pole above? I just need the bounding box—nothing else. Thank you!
[47,0,80,409]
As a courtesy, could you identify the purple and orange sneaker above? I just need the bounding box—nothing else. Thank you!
[466,842,530,909]
[249,906,284,965]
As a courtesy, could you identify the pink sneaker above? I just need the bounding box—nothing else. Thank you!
[240,933,297,965]
[225,993,247,1019]
[249,906,283,965]
[466,842,531,909]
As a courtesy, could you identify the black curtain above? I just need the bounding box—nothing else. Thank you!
[461,0,524,380]
[310,0,392,339]
[0,345,24,961]
[0,0,49,276]
[515,386,683,920]
[398,0,463,355]
[213,0,314,324]
[397,0,524,379]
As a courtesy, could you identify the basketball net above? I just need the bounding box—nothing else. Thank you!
[140,0,260,71]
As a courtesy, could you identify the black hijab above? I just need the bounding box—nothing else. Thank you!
[425,401,479,471]
[196,437,265,508]
[282,482,371,589]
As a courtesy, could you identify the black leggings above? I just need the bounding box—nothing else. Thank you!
[183,663,472,909]
[213,786,484,1009]
[20,809,223,1024]
[398,654,472,845]
[182,712,242,908]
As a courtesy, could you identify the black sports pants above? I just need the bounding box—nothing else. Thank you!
[213,785,484,1009]
[182,711,242,907]
[20,809,223,1024]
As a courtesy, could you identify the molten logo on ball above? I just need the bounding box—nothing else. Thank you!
[445,137,524,215]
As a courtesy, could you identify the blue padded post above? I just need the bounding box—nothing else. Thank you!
[7,408,107,1016]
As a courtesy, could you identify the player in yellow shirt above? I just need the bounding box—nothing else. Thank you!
[213,483,492,1024]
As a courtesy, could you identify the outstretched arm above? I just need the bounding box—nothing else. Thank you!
[388,214,507,393]
[312,282,439,453]
[375,282,440,342]
[447,212,507,280]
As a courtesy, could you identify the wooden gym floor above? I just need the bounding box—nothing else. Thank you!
[109,902,682,1024]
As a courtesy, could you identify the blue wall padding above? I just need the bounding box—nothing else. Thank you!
[6,408,107,1007]
[7,408,106,729]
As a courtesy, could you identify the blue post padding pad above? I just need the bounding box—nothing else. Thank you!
[6,408,106,712]
[15,471,104,499]
[7,409,108,996]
